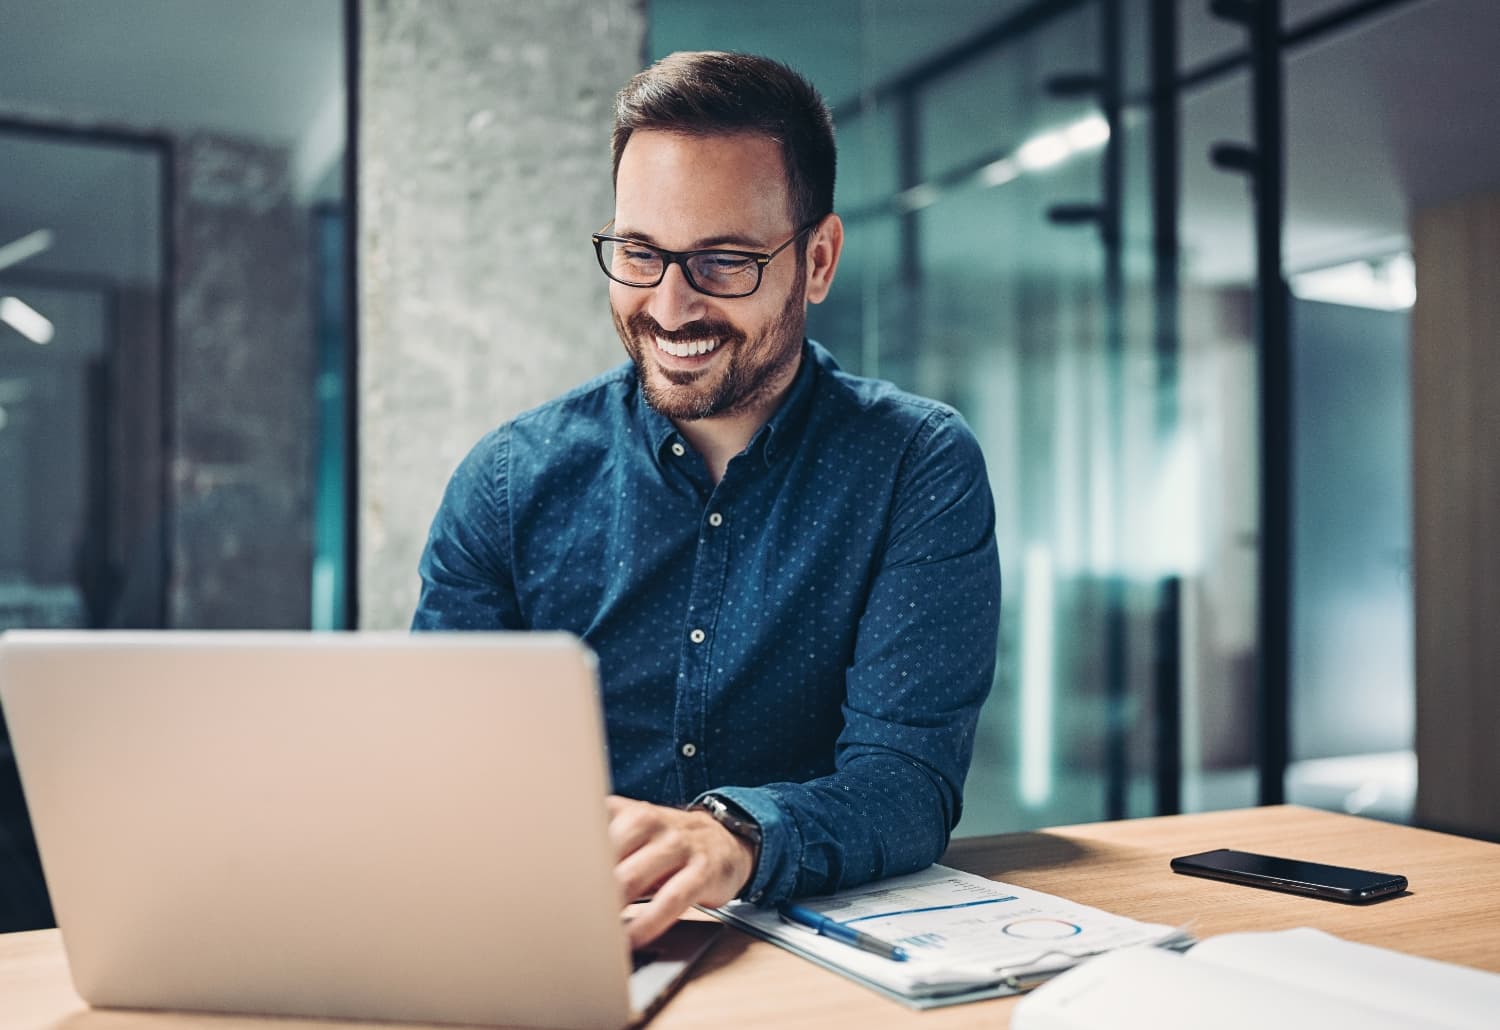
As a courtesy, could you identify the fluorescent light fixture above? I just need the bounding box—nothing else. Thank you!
[978,157,1019,188]
[1018,544,1056,808]
[0,229,54,273]
[1015,130,1072,172]
[895,183,940,212]
[1151,431,1204,575]
[1290,252,1415,311]
[0,296,56,345]
[1064,115,1111,152]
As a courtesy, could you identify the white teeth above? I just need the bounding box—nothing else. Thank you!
[654,336,720,358]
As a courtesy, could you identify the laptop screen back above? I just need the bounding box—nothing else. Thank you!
[0,631,635,1029]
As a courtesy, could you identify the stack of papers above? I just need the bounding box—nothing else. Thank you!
[707,865,1189,1008]
[1013,927,1500,1030]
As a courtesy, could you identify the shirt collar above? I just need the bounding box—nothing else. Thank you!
[635,338,824,471]
[638,382,681,469]
[751,338,820,468]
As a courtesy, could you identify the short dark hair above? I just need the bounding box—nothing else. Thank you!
[611,51,836,230]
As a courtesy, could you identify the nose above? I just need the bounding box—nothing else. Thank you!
[645,261,707,332]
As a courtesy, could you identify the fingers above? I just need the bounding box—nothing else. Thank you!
[613,800,704,902]
[606,795,659,865]
[605,798,757,947]
[625,867,703,949]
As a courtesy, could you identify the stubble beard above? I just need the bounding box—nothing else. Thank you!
[612,280,806,422]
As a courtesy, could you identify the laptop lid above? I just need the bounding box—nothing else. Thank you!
[0,631,704,1029]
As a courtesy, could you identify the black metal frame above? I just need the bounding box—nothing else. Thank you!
[343,0,362,629]
[1168,0,1423,98]
[1150,0,1183,816]
[1206,0,1291,807]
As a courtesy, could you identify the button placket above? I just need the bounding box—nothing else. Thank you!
[674,481,736,800]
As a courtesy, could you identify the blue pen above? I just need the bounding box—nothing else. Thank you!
[779,904,909,962]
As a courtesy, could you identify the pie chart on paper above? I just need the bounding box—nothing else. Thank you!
[1002,918,1083,940]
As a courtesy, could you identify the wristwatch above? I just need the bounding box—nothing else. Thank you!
[691,794,763,850]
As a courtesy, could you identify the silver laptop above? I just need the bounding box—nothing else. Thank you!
[0,631,720,1029]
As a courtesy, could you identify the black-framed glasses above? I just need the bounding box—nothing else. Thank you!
[591,218,821,298]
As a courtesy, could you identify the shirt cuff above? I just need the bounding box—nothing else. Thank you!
[695,786,800,906]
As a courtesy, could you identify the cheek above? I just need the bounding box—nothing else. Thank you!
[609,283,644,318]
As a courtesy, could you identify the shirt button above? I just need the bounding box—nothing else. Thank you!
[689,628,706,644]
[680,742,698,758]
[671,442,686,457]
[708,512,724,527]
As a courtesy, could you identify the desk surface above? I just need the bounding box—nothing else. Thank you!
[5,805,1499,1029]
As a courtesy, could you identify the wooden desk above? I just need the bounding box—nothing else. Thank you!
[5,806,1499,1029]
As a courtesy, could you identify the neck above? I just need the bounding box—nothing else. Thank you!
[675,351,801,485]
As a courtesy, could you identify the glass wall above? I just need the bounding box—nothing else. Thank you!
[650,0,1487,836]
[0,0,349,931]
[653,0,1192,834]
[0,132,166,632]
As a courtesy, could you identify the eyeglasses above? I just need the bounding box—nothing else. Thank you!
[592,218,821,298]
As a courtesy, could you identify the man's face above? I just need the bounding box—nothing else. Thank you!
[609,130,808,423]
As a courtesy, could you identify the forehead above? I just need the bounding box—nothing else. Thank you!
[613,130,793,245]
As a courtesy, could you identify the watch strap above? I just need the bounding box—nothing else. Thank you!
[692,793,763,848]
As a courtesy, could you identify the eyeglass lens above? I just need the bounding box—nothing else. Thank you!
[598,239,761,297]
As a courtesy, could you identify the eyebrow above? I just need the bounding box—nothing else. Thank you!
[611,227,769,251]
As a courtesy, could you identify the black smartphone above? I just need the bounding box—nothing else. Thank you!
[1170,847,1407,902]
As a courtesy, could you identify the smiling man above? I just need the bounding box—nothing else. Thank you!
[413,52,1001,947]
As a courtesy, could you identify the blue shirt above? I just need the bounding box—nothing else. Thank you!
[412,340,1001,905]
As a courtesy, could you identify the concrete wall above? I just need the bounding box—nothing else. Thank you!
[358,0,645,628]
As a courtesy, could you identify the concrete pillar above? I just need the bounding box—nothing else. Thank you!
[172,133,315,628]
[358,0,645,628]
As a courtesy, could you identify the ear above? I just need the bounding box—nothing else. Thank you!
[802,214,844,305]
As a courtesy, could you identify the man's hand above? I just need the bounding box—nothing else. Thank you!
[607,795,756,949]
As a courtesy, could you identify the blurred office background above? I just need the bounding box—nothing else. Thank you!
[1,0,1496,932]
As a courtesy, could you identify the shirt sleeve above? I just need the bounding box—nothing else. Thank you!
[704,406,1001,904]
[411,425,524,630]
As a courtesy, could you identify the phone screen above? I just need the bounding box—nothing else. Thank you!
[1171,848,1406,900]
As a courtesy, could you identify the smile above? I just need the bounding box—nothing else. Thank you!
[654,336,721,358]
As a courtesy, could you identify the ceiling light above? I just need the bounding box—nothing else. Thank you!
[0,229,55,274]
[1015,130,1073,172]
[0,296,56,344]
[978,157,1019,188]
[1290,253,1415,311]
[1064,115,1111,152]
[895,183,940,212]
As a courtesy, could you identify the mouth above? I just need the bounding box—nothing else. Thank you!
[654,335,723,364]
[654,335,721,359]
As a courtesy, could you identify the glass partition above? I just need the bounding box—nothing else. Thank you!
[652,0,1189,834]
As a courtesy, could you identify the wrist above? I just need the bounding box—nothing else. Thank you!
[690,793,762,896]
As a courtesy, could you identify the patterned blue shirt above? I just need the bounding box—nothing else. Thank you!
[412,340,1001,905]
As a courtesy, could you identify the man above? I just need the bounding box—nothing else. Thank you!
[413,51,1001,947]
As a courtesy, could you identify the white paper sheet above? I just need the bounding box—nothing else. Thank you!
[709,865,1187,1003]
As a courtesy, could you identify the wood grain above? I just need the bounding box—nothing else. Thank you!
[5,807,1498,1029]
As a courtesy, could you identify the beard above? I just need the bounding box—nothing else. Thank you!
[612,280,806,422]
